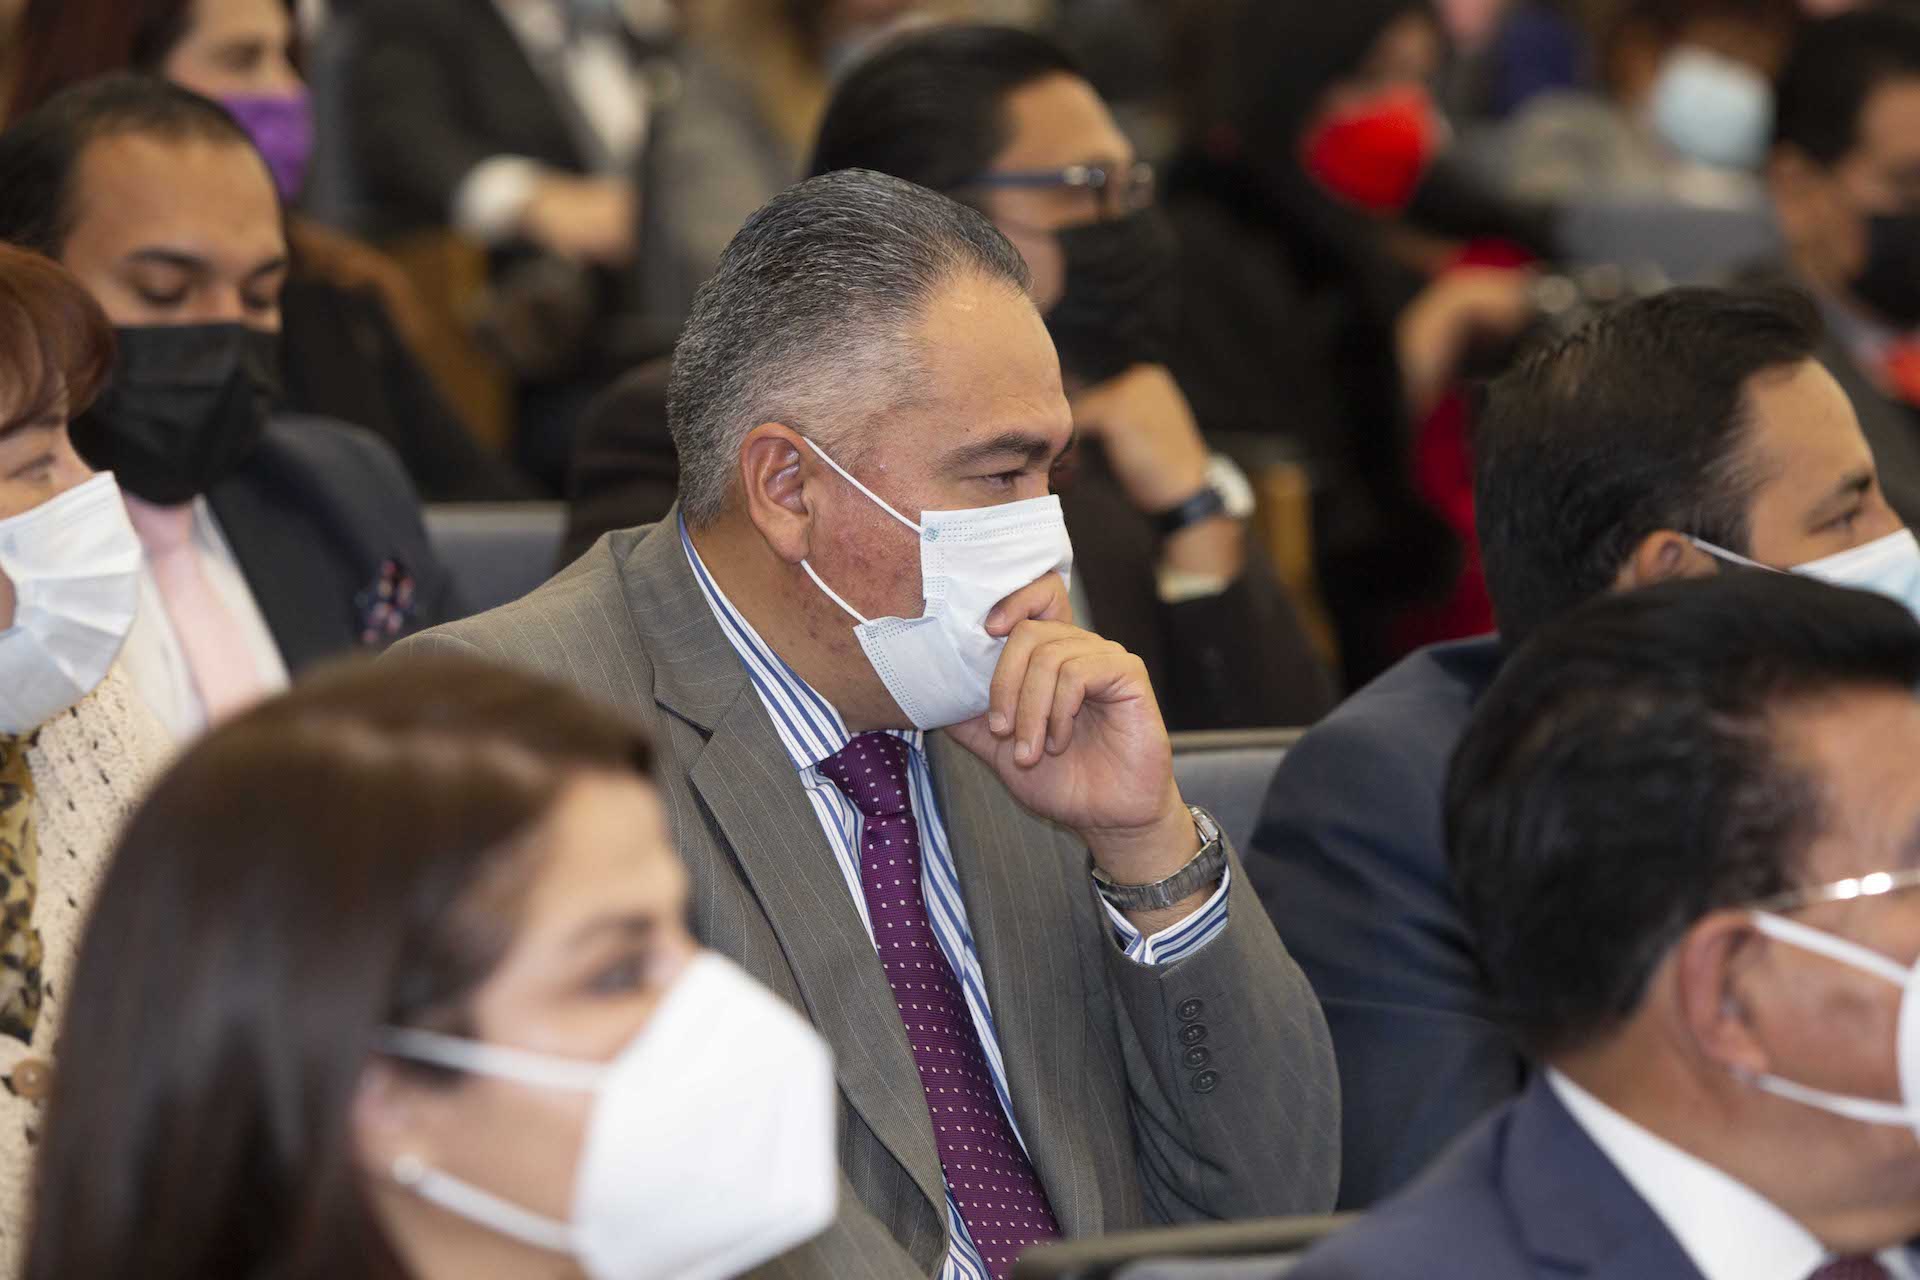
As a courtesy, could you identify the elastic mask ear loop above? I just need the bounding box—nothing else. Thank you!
[1688,537,1780,574]
[798,437,923,626]
[391,1153,582,1254]
[1729,912,1914,1126]
[377,1027,610,1092]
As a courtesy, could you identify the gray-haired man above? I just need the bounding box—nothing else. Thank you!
[396,169,1337,1279]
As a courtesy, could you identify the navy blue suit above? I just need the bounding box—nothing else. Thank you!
[1246,637,1522,1207]
[1289,1077,1710,1280]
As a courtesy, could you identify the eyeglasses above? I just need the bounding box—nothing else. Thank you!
[1749,866,1920,914]
[957,162,1156,218]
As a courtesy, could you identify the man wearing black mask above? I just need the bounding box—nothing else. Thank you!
[0,76,457,740]
[802,24,1335,728]
[1767,9,1920,531]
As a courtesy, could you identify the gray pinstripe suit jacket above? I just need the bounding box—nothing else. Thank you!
[391,516,1341,1277]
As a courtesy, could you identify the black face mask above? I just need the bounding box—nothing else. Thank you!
[1043,209,1182,386]
[1850,213,1920,330]
[72,323,280,506]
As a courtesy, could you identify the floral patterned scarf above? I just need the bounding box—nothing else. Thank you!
[0,736,43,1046]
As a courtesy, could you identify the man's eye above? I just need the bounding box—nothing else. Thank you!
[981,470,1021,489]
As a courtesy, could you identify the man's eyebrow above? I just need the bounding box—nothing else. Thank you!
[126,248,208,272]
[942,430,1068,471]
[1808,469,1875,523]
[0,414,60,444]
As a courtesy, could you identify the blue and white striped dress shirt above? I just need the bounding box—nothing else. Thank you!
[680,519,1230,1278]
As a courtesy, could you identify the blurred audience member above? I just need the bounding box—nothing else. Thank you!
[399,170,1340,1277]
[1502,0,1798,206]
[0,244,171,1275]
[644,0,921,327]
[0,77,457,740]
[23,654,839,1280]
[1294,572,1920,1280]
[757,24,1327,726]
[1251,284,1920,1206]
[1767,8,1920,531]
[1165,0,1541,682]
[332,0,659,488]
[8,0,533,501]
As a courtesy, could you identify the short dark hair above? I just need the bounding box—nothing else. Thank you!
[809,24,1082,198]
[667,167,1032,527]
[1774,9,1920,167]
[1475,284,1823,649]
[0,73,260,259]
[1446,571,1920,1060]
[25,654,654,1280]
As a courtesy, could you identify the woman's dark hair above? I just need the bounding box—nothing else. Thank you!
[809,24,1082,197]
[7,0,196,122]
[1475,284,1823,651]
[1774,9,1920,168]
[23,654,655,1280]
[0,242,114,432]
[1446,571,1920,1058]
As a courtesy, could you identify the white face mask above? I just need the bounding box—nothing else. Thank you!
[1740,912,1920,1140]
[1691,528,1920,622]
[378,952,840,1280]
[1648,45,1775,171]
[0,472,142,733]
[798,439,1075,730]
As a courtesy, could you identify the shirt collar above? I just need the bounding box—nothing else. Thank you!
[1546,1069,1827,1280]
[678,515,922,772]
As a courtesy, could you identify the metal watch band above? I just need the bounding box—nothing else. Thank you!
[1153,485,1228,539]
[1091,806,1227,913]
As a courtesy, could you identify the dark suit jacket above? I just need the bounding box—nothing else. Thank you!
[208,416,461,674]
[561,365,1337,731]
[391,516,1341,1278]
[1246,636,1519,1209]
[1289,1077,1711,1280]
[338,0,590,241]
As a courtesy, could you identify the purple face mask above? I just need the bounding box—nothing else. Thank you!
[221,89,315,202]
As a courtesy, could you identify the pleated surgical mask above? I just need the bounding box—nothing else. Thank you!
[799,438,1074,730]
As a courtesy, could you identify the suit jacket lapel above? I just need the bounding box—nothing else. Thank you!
[1505,1077,1706,1280]
[927,733,1102,1236]
[622,515,949,1224]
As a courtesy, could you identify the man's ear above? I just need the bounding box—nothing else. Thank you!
[739,422,817,565]
[1672,910,1774,1076]
[1615,529,1719,592]
[1768,145,1827,246]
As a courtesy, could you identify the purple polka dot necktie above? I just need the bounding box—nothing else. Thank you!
[819,732,1061,1278]
[1809,1260,1892,1280]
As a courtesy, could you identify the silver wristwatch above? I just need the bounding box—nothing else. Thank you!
[1091,807,1227,913]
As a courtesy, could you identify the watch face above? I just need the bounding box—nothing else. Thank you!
[1206,455,1257,520]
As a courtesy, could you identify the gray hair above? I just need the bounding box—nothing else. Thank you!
[667,168,1033,528]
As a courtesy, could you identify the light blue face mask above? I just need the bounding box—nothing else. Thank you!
[1648,45,1775,172]
[1690,528,1920,622]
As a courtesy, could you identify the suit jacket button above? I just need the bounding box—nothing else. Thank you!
[1177,998,1205,1022]
[10,1057,51,1101]
[1182,1046,1212,1070]
[1179,1022,1209,1047]
[1192,1069,1220,1094]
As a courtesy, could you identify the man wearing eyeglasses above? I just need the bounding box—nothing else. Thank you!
[1293,569,1920,1280]
[808,23,1337,731]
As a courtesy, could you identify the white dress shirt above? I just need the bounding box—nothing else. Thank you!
[1548,1070,1918,1280]
[454,0,648,242]
[120,497,289,742]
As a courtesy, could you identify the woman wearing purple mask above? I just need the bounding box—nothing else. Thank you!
[7,0,537,503]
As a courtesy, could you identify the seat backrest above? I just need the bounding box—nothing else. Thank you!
[1012,1213,1354,1280]
[424,503,569,617]
[1170,728,1304,853]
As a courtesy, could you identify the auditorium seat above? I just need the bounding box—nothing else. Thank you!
[423,502,568,616]
[1169,728,1305,854]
